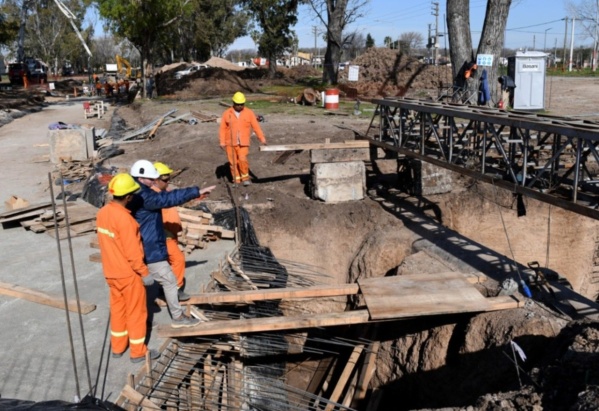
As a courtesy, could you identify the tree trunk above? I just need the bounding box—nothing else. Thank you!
[447,0,474,89]
[478,0,512,103]
[322,0,348,85]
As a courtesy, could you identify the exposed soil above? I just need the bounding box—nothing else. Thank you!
[4,47,599,410]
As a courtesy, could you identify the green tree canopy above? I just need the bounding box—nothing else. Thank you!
[365,33,374,48]
[243,0,299,77]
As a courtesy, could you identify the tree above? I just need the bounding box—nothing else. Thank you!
[343,31,365,59]
[243,0,299,77]
[156,0,248,64]
[305,0,369,85]
[400,31,424,51]
[447,0,512,104]
[2,0,92,72]
[383,36,392,49]
[0,9,20,50]
[96,0,188,95]
[566,0,599,70]
[365,33,374,48]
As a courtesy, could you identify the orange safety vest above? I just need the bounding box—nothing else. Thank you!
[219,107,266,147]
[96,202,148,279]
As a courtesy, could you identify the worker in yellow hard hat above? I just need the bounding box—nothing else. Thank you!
[219,91,267,187]
[151,162,189,301]
[96,173,160,363]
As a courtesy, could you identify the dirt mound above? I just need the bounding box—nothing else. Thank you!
[204,56,244,71]
[279,64,321,81]
[337,47,452,99]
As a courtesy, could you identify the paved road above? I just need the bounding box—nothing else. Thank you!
[0,98,234,404]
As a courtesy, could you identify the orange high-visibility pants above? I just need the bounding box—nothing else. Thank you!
[106,275,148,359]
[166,237,185,288]
[225,146,250,182]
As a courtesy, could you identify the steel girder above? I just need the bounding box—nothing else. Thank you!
[365,98,599,220]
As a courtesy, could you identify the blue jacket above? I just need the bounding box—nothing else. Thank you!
[128,180,199,264]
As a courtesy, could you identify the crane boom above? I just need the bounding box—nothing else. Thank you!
[53,0,92,58]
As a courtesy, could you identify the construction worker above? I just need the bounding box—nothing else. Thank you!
[128,160,216,328]
[219,91,267,186]
[152,162,188,300]
[96,173,160,363]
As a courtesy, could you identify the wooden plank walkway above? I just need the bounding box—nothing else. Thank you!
[156,273,520,338]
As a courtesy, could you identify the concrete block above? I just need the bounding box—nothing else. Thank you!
[311,147,370,163]
[48,128,89,163]
[421,162,453,195]
[312,161,365,203]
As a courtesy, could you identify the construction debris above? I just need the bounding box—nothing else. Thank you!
[0,200,98,239]
[178,206,235,253]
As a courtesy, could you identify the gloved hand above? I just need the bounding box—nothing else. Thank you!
[142,275,154,287]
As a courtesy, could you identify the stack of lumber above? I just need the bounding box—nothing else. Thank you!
[190,110,218,123]
[178,207,235,253]
[0,201,98,239]
[55,159,94,183]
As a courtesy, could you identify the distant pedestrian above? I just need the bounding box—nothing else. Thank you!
[219,92,267,186]
[96,173,160,363]
[146,75,155,98]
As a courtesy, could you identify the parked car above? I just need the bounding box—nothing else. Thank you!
[175,64,209,79]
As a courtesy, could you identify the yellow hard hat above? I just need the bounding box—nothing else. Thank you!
[232,92,246,104]
[108,173,140,197]
[154,162,174,176]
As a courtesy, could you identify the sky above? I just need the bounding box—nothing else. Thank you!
[229,0,581,53]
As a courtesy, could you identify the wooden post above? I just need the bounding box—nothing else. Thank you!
[324,344,364,411]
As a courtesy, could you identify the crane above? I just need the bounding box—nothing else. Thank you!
[53,0,92,77]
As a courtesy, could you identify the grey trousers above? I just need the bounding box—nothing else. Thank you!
[148,261,182,320]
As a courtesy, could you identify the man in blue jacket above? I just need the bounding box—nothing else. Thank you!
[128,160,216,328]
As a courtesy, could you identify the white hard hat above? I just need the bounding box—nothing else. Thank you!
[130,159,160,179]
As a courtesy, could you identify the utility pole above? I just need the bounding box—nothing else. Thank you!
[563,17,568,71]
[569,18,576,71]
[594,0,599,71]
[432,1,439,65]
[312,26,318,68]
[427,23,432,62]
[533,35,536,50]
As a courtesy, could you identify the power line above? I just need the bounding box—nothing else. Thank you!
[507,18,566,31]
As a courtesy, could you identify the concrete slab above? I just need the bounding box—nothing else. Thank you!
[312,161,366,202]
[0,100,236,403]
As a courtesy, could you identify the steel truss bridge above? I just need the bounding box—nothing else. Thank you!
[364,98,599,220]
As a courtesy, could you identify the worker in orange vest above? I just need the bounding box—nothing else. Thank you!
[96,173,160,363]
[219,92,267,186]
[151,162,189,301]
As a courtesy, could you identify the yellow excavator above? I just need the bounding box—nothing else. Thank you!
[116,55,141,79]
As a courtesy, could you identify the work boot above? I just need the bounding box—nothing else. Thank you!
[178,289,190,301]
[130,349,160,364]
[243,180,251,186]
[171,313,201,328]
[112,350,126,359]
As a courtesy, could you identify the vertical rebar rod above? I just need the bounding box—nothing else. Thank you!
[48,172,80,400]
[59,176,92,394]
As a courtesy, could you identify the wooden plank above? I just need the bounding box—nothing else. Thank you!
[89,252,102,263]
[352,342,380,403]
[0,281,96,314]
[0,201,51,219]
[70,221,96,234]
[260,141,370,152]
[157,309,371,338]
[119,384,161,410]
[358,273,519,320]
[311,148,370,164]
[324,344,364,411]
[173,283,360,305]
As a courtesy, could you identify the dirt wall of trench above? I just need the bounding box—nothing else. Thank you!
[428,172,599,299]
